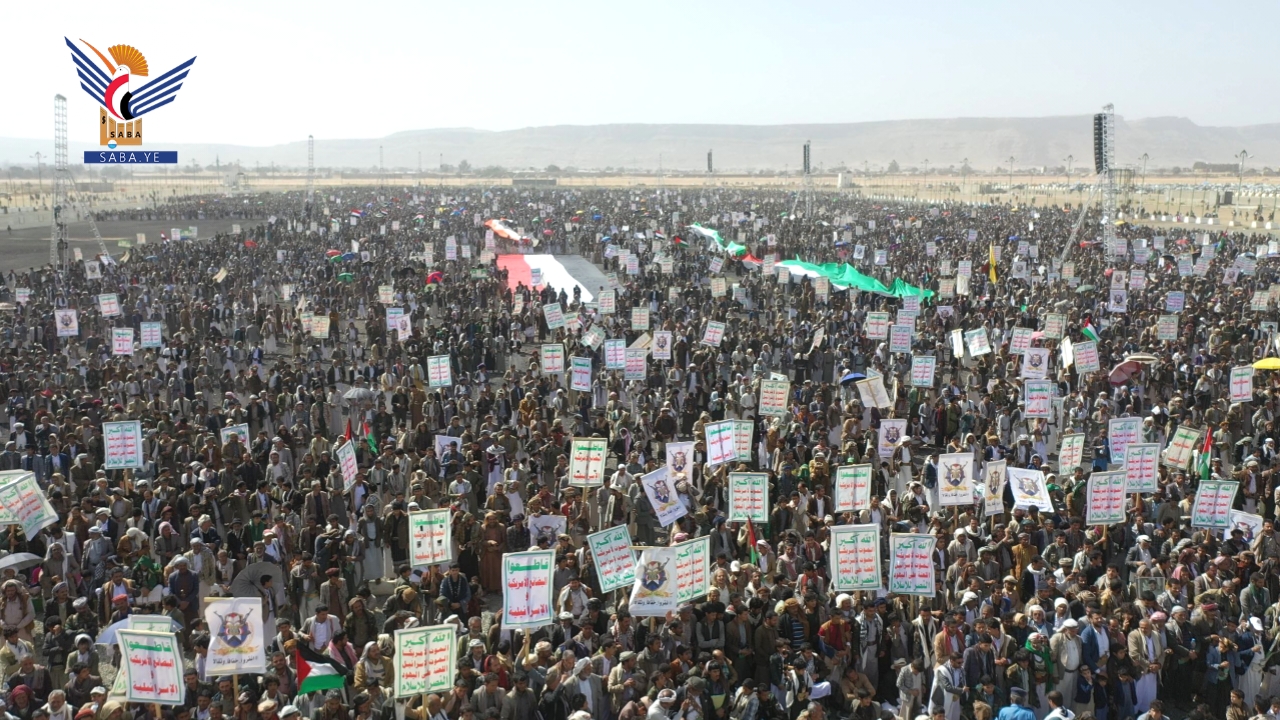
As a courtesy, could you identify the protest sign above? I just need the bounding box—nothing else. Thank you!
[586,527,636,593]
[1043,314,1066,340]
[55,309,78,337]
[855,376,892,409]
[103,421,144,470]
[394,625,455,697]
[1086,471,1128,525]
[1024,380,1052,418]
[542,303,565,330]
[569,438,608,487]
[983,460,1006,515]
[629,547,680,617]
[937,453,975,507]
[664,443,695,490]
[829,524,882,591]
[641,467,688,527]
[0,474,57,537]
[674,535,711,603]
[624,347,647,380]
[604,339,626,369]
[1073,340,1100,374]
[833,464,872,513]
[140,322,164,348]
[1231,366,1256,402]
[570,357,592,392]
[409,509,453,568]
[1108,417,1142,461]
[1022,348,1050,379]
[1191,481,1238,529]
[1124,443,1160,493]
[727,472,769,522]
[1008,467,1053,511]
[866,312,890,339]
[964,328,991,356]
[1009,327,1033,355]
[888,534,937,596]
[910,356,937,387]
[540,344,565,374]
[528,515,567,546]
[701,321,725,346]
[117,630,185,705]
[889,324,913,354]
[732,420,754,462]
[1058,434,1086,473]
[878,419,907,459]
[427,355,452,387]
[759,379,790,416]
[1163,426,1201,469]
[652,331,672,360]
[335,441,359,493]
[111,328,134,355]
[705,420,736,466]
[203,598,266,676]
[219,424,249,446]
[500,550,556,629]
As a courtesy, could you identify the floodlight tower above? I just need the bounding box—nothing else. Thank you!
[50,95,109,266]
[305,134,315,211]
[1098,104,1118,254]
[51,95,68,270]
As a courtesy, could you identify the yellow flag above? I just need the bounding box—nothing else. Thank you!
[988,243,998,284]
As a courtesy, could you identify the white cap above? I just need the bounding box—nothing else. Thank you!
[1062,618,1079,629]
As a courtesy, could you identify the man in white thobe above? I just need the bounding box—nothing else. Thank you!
[1050,619,1083,706]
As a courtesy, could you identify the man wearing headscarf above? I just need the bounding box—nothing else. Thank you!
[563,657,608,720]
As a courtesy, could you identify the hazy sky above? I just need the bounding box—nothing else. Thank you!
[15,0,1279,146]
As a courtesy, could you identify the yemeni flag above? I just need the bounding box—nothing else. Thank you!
[363,421,378,454]
[295,646,347,695]
[1199,426,1214,482]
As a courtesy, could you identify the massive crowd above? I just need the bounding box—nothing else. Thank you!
[0,181,1275,720]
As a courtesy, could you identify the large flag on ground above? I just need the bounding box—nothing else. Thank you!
[295,645,347,694]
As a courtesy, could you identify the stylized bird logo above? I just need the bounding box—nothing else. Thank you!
[65,38,196,144]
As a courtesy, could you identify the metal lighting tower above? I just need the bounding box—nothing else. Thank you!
[802,140,814,216]
[1099,104,1118,254]
[305,134,315,210]
[51,95,108,269]
[50,95,68,269]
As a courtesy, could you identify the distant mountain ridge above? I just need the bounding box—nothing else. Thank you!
[3,115,1279,171]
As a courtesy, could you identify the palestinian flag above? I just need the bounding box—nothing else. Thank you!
[746,519,759,565]
[1199,426,1213,482]
[344,419,353,443]
[295,646,347,695]
[363,421,378,454]
[1081,321,1100,342]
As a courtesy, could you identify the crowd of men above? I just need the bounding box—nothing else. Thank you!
[0,180,1275,720]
